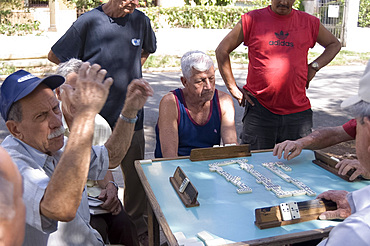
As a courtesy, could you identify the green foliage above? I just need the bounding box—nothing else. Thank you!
[142,54,181,69]
[72,0,104,10]
[163,6,255,28]
[0,20,41,36]
[186,0,233,6]
[141,0,303,30]
[141,6,258,29]
[0,62,16,76]
[0,0,41,36]
[359,0,370,28]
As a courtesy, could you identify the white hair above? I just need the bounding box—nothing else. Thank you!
[56,58,83,77]
[181,51,214,79]
[348,101,370,123]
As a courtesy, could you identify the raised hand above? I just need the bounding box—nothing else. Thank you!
[121,78,153,117]
[61,62,113,116]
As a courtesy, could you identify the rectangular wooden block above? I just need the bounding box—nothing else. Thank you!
[170,166,199,208]
[190,144,251,161]
[313,150,358,182]
[255,199,337,229]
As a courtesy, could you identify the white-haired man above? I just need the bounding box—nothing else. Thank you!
[155,51,237,158]
[316,63,370,245]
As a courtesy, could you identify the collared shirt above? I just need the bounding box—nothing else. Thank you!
[1,135,109,246]
[318,185,370,245]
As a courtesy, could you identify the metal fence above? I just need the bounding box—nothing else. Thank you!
[316,0,346,45]
[26,0,49,7]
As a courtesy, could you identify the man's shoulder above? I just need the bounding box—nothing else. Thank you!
[133,9,148,18]
[293,8,319,21]
[77,6,104,21]
[161,91,177,104]
[217,89,232,101]
[245,6,268,16]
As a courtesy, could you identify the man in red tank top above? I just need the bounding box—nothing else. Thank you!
[216,0,341,150]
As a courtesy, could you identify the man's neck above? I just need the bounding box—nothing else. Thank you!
[102,2,129,18]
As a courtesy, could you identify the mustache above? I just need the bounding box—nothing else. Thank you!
[277,4,289,8]
[48,126,65,140]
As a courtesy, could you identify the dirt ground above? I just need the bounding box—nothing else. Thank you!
[321,140,357,160]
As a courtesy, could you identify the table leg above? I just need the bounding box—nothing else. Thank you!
[148,201,160,246]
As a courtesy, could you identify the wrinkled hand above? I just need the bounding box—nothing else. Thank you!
[61,62,113,116]
[122,79,153,116]
[98,187,122,215]
[336,159,370,181]
[273,140,303,160]
[317,190,351,220]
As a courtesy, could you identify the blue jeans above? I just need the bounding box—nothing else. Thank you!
[241,96,312,150]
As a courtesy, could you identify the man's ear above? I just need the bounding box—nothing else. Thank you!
[180,76,187,87]
[55,87,61,100]
[5,120,23,140]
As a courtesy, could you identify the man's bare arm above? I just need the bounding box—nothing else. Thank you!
[216,20,249,106]
[104,79,153,168]
[157,93,179,158]
[273,126,353,160]
[307,23,341,86]
[41,63,113,221]
[141,50,150,66]
[219,91,238,145]
[48,50,61,65]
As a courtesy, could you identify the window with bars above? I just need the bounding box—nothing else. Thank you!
[26,0,49,7]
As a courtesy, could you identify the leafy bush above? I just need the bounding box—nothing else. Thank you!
[140,0,303,30]
[141,6,258,29]
[359,0,370,27]
[0,0,42,36]
[185,0,233,6]
[162,6,255,29]
[0,19,41,35]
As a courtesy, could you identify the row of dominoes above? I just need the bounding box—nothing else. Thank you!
[209,159,315,198]
[275,161,292,171]
[245,168,295,198]
[209,164,252,194]
[262,163,292,182]
[262,162,316,197]
[290,179,316,196]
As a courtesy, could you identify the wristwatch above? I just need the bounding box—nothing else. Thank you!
[310,61,320,72]
[106,180,119,190]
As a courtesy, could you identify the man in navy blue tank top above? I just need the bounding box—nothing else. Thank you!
[155,51,238,158]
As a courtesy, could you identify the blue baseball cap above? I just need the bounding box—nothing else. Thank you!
[0,70,65,121]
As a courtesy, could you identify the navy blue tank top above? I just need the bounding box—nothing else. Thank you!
[154,88,222,157]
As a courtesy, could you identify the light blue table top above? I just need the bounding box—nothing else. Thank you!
[140,150,370,243]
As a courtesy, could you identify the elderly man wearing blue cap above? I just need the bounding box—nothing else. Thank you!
[315,61,370,245]
[0,63,153,246]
